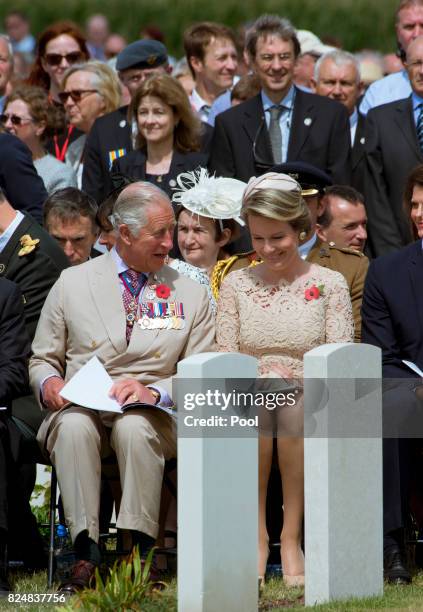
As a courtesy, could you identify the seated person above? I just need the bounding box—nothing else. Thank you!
[30,181,215,594]
[43,187,100,265]
[0,278,31,594]
[361,163,423,585]
[317,185,368,253]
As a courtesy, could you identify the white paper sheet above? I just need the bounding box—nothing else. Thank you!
[402,359,423,378]
[59,356,123,412]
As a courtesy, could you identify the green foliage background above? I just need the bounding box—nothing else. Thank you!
[0,0,400,57]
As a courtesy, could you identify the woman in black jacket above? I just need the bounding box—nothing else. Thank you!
[111,74,207,198]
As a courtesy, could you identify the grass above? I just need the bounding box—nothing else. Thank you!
[4,570,423,611]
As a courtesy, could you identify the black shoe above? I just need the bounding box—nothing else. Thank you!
[384,548,411,584]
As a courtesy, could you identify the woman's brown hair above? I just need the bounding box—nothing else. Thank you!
[129,74,202,153]
[5,85,65,141]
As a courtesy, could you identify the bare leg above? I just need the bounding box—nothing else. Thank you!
[258,435,273,578]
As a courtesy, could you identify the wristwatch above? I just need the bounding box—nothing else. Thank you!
[149,389,161,405]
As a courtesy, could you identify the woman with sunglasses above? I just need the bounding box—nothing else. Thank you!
[27,21,89,162]
[110,74,206,198]
[60,61,121,186]
[2,86,77,193]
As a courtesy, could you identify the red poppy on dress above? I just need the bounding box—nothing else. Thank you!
[156,284,171,299]
[304,285,320,301]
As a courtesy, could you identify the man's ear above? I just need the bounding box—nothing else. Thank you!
[119,224,132,245]
[189,56,203,76]
[316,223,328,243]
[216,228,232,248]
[310,77,317,92]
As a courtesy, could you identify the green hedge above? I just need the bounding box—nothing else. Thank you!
[0,0,400,57]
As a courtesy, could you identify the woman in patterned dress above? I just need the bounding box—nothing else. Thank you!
[216,173,354,586]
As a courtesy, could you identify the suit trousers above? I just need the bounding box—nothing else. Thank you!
[0,419,8,532]
[45,406,176,542]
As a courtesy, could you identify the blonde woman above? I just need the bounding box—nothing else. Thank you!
[216,173,354,586]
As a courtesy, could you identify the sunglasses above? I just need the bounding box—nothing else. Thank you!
[58,89,98,104]
[0,113,33,126]
[43,51,83,66]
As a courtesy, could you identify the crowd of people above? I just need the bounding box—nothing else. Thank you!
[1,0,423,596]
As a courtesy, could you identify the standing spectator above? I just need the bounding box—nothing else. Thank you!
[294,30,335,91]
[364,35,423,256]
[82,40,170,204]
[209,15,351,185]
[85,14,110,61]
[0,36,13,113]
[60,61,121,185]
[104,34,127,60]
[111,75,206,198]
[4,11,35,57]
[27,21,90,161]
[183,22,238,122]
[360,0,423,115]
[312,50,366,193]
[2,86,77,193]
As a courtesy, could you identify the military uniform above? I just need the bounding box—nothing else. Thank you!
[212,240,368,342]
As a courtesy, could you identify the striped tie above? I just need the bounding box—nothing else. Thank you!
[417,104,423,153]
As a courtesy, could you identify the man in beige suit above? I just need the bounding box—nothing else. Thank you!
[30,182,215,593]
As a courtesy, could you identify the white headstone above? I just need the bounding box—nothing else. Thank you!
[177,352,258,612]
[304,343,383,605]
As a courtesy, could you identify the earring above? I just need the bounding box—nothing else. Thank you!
[299,231,307,241]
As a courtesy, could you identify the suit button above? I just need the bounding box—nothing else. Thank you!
[154,352,161,359]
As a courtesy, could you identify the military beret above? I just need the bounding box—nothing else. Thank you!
[270,161,332,196]
[116,40,168,72]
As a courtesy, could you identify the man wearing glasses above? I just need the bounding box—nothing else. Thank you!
[209,15,351,185]
[82,40,170,205]
[364,34,423,257]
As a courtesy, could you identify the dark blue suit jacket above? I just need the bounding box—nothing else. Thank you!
[361,240,423,379]
[0,134,47,224]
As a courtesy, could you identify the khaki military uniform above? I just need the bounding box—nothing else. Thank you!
[212,241,368,342]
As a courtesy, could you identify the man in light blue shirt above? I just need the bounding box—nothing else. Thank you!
[360,0,423,115]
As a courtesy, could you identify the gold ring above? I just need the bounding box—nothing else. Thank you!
[130,393,139,402]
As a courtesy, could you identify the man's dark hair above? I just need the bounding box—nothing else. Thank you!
[245,15,300,60]
[403,163,423,239]
[318,185,365,228]
[43,188,98,231]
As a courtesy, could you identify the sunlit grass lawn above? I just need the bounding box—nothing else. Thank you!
[3,571,423,611]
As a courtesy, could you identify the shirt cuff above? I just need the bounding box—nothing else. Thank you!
[147,385,174,408]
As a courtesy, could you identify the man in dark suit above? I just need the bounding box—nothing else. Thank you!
[311,49,366,194]
[82,40,171,205]
[364,35,423,257]
[208,15,351,185]
[0,133,46,224]
[0,278,31,593]
[361,164,423,582]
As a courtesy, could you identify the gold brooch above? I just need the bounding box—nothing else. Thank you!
[18,234,40,257]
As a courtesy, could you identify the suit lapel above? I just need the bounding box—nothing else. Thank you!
[0,215,33,274]
[408,242,423,337]
[351,113,366,170]
[241,95,273,167]
[89,252,127,355]
[287,88,315,160]
[394,98,423,160]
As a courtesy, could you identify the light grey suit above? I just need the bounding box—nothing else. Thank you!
[30,251,215,541]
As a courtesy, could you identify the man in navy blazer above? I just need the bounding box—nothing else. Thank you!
[0,133,46,224]
[362,168,423,583]
[209,15,351,184]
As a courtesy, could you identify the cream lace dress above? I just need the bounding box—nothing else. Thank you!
[216,264,354,377]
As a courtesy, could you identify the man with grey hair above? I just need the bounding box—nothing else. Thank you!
[312,49,366,192]
[30,181,215,593]
[0,35,13,113]
[209,14,351,185]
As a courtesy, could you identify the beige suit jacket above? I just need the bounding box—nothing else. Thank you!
[30,251,215,449]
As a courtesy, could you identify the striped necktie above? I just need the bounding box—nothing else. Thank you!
[269,106,283,164]
[417,104,423,153]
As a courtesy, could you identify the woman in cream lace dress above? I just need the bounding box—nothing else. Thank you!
[216,173,354,586]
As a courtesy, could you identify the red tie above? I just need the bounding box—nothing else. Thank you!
[120,270,145,342]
